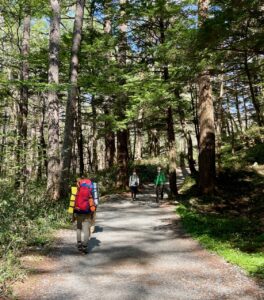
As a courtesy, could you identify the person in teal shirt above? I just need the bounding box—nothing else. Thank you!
[154,166,166,201]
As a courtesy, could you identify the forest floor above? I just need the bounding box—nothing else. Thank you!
[10,171,264,300]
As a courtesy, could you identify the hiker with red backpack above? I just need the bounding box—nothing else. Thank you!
[74,177,99,254]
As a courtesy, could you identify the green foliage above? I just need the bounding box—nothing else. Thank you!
[177,205,264,278]
[0,179,70,294]
[221,126,264,168]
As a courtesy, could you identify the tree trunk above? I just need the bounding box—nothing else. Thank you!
[91,97,98,172]
[116,129,129,188]
[242,94,248,130]
[244,51,263,126]
[16,12,31,188]
[116,0,129,188]
[37,104,47,181]
[134,108,143,160]
[215,74,224,174]
[47,0,61,200]
[178,108,197,176]
[103,1,115,169]
[226,96,235,154]
[167,105,178,197]
[234,81,242,131]
[198,0,215,194]
[0,110,8,175]
[60,0,86,196]
[190,83,200,149]
[76,89,84,176]
[104,106,116,168]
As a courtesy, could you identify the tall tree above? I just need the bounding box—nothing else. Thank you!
[47,0,61,200]
[60,0,86,196]
[116,0,129,188]
[16,8,31,188]
[198,0,215,194]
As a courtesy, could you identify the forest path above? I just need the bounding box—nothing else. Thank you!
[13,174,263,300]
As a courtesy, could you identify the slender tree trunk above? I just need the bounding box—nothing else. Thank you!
[76,89,84,176]
[0,110,8,175]
[167,105,178,197]
[244,51,263,126]
[16,12,31,188]
[159,14,178,197]
[190,83,200,149]
[234,81,242,131]
[134,108,143,160]
[178,108,197,175]
[38,102,47,181]
[47,0,61,200]
[215,74,224,173]
[226,96,235,154]
[198,0,215,194]
[116,0,129,188]
[61,0,86,196]
[242,94,248,130]
[103,1,116,169]
[91,97,98,172]
[104,106,116,168]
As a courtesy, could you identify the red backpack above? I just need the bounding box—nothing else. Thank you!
[74,179,96,213]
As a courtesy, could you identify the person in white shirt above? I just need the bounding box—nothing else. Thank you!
[129,169,140,201]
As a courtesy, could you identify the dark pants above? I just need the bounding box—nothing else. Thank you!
[156,184,164,200]
[130,186,138,199]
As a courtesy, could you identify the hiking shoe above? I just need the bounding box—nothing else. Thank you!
[82,246,88,254]
[77,241,82,251]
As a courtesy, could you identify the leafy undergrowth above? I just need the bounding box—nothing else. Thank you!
[177,205,264,279]
[177,165,264,279]
[0,179,70,297]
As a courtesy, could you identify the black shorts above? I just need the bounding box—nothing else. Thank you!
[130,186,138,194]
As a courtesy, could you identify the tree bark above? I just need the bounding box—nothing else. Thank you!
[60,0,86,196]
[47,0,61,200]
[134,109,144,160]
[215,74,224,174]
[178,108,197,176]
[16,11,31,188]
[91,97,98,172]
[76,89,84,176]
[103,1,116,169]
[159,13,178,197]
[190,84,200,149]
[198,0,215,194]
[167,105,178,197]
[242,94,248,130]
[38,97,47,181]
[116,0,129,188]
[244,51,263,126]
[104,106,116,168]
[234,81,242,131]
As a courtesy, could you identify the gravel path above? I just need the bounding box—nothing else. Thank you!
[13,185,264,300]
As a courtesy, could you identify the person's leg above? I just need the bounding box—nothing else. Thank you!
[82,215,91,253]
[130,187,134,200]
[161,184,164,200]
[76,214,82,250]
[155,185,159,202]
[134,187,138,200]
[90,211,96,234]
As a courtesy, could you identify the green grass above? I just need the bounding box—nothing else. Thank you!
[177,204,264,279]
[0,179,71,296]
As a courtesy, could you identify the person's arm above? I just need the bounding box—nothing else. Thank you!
[136,176,139,186]
[93,182,99,206]
[129,176,132,186]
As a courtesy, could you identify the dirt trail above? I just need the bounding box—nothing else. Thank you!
[13,181,263,300]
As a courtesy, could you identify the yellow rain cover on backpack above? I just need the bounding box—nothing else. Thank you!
[68,187,78,214]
